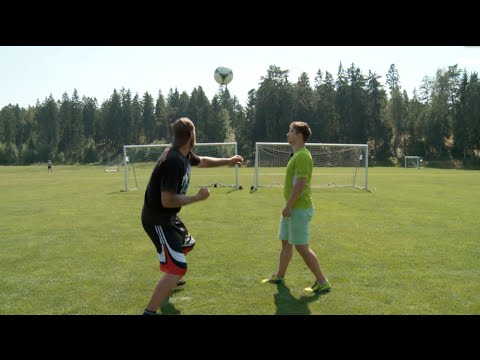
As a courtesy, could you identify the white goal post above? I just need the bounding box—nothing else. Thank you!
[405,156,424,168]
[123,142,239,192]
[253,142,368,191]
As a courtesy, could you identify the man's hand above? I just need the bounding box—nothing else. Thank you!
[229,155,244,166]
[196,187,210,201]
[282,205,292,218]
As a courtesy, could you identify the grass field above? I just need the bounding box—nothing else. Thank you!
[0,165,479,315]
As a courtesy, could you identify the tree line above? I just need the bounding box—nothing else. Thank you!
[0,63,479,167]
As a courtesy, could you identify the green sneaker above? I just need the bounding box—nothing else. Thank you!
[261,274,285,284]
[306,280,331,293]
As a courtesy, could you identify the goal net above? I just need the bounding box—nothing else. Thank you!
[405,156,424,168]
[253,142,368,191]
[123,142,239,192]
[105,154,123,172]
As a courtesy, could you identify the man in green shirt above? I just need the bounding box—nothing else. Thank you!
[263,121,331,293]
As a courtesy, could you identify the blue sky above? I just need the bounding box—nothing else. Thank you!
[1,46,479,109]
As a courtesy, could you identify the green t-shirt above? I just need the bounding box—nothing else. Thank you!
[283,147,313,209]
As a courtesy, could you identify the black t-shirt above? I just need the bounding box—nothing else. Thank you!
[141,147,201,225]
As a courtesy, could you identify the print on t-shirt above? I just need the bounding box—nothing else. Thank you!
[180,163,191,195]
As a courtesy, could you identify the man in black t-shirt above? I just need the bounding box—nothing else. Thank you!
[141,117,244,315]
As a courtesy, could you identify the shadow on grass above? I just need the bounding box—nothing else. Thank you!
[159,286,186,315]
[274,283,325,315]
[160,297,181,315]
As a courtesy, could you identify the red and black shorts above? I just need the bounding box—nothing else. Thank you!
[142,216,196,276]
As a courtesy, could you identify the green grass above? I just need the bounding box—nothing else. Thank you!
[0,165,479,314]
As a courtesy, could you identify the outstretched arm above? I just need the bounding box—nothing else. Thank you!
[198,155,243,168]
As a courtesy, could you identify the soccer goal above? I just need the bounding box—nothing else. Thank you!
[405,156,424,168]
[123,142,239,192]
[105,154,123,172]
[253,142,369,191]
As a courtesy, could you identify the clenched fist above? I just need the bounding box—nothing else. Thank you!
[196,187,210,201]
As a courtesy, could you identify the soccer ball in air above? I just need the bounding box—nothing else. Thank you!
[214,66,233,85]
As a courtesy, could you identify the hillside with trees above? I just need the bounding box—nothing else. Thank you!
[1,63,479,168]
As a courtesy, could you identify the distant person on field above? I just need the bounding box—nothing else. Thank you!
[141,117,244,315]
[47,160,52,172]
[263,121,331,293]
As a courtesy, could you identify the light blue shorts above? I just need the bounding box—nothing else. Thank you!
[278,208,314,245]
